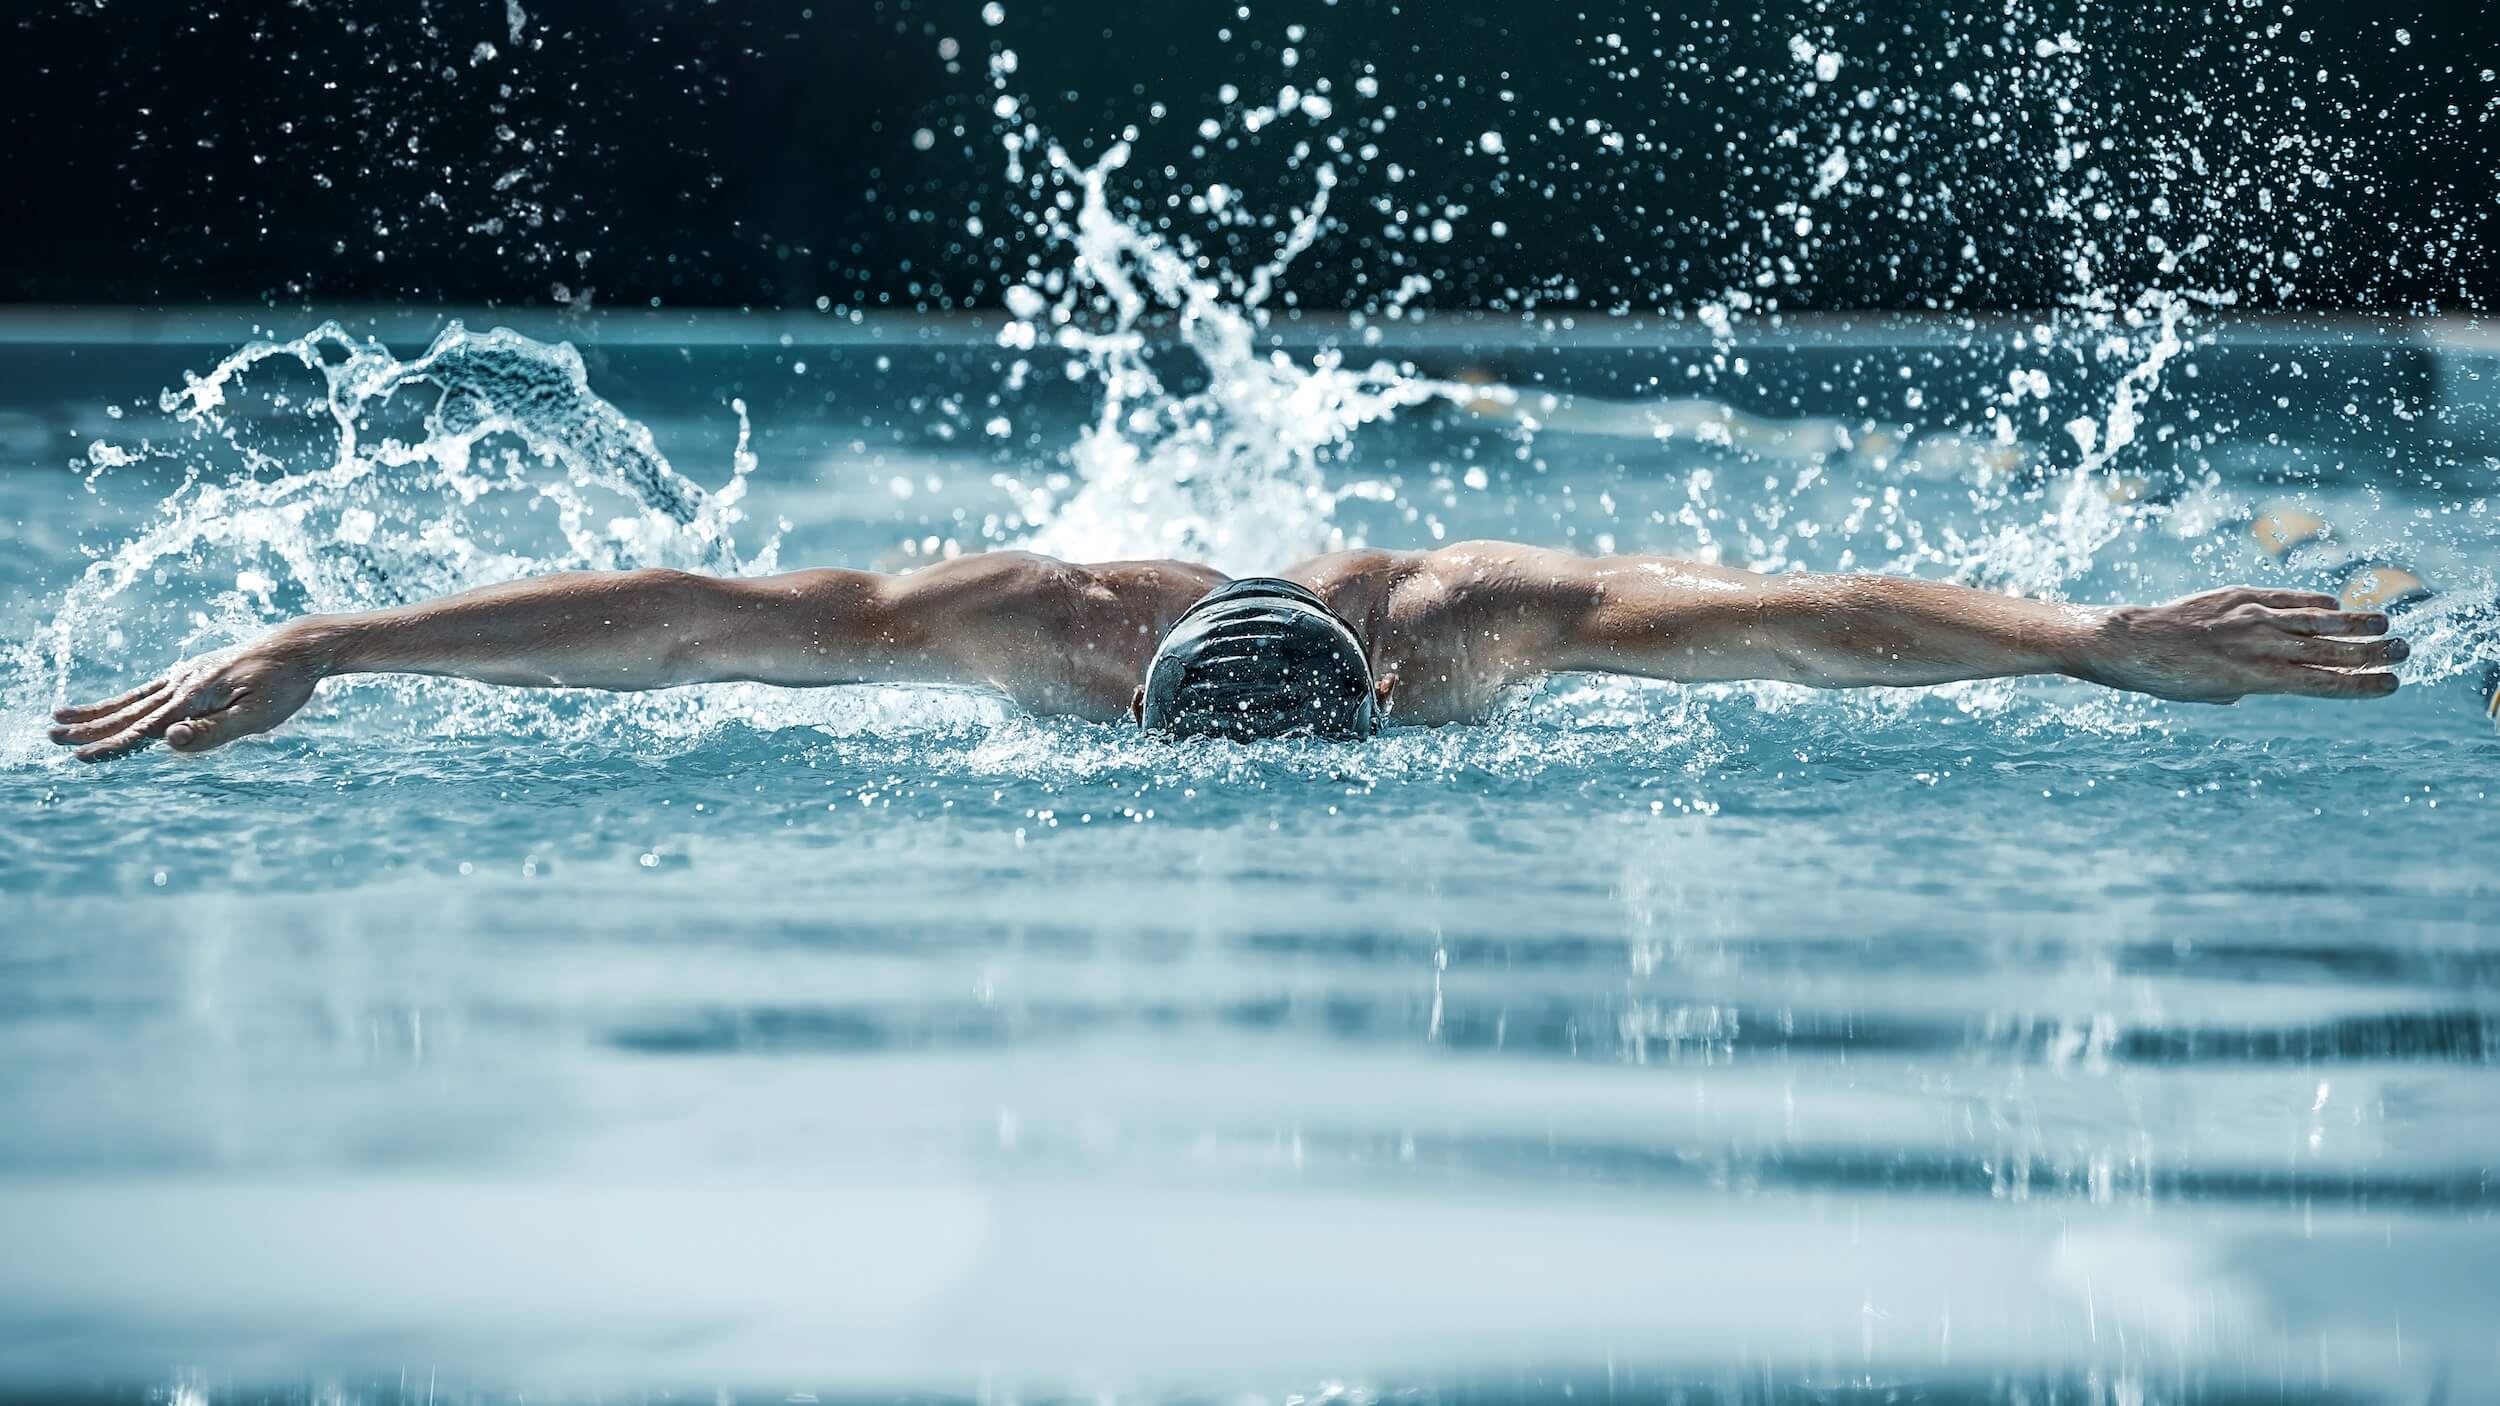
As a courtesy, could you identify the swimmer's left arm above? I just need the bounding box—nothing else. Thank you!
[1521,551,2406,703]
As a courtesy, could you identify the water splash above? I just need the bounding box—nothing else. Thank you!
[1936,287,2227,600]
[7,321,779,762]
[997,140,1459,573]
[164,319,741,548]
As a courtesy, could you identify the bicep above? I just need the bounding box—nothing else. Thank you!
[702,554,1086,691]
[684,567,937,687]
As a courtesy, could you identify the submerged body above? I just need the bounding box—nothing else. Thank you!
[47,540,2405,760]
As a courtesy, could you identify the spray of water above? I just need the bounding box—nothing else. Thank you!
[1,321,811,762]
[995,139,1461,573]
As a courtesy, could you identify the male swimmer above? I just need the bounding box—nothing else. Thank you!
[47,540,2406,760]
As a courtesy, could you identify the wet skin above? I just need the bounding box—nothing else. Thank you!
[49,541,2403,761]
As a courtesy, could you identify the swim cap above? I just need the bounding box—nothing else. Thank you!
[1139,578,1378,740]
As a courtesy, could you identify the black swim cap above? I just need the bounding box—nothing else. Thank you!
[1139,578,1378,741]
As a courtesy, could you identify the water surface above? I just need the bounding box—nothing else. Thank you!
[3,318,2498,1404]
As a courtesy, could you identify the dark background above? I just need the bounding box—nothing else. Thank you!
[4,0,2495,315]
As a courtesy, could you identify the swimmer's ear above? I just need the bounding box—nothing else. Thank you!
[1129,684,1147,726]
[1374,672,1398,717]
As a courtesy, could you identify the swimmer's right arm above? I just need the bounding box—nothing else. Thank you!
[46,558,1060,761]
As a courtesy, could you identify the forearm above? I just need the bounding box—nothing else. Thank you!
[1566,565,2106,689]
[278,569,837,691]
[1707,574,2106,688]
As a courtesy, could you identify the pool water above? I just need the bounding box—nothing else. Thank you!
[4,309,2500,1405]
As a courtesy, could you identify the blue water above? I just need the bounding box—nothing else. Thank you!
[4,314,2499,1404]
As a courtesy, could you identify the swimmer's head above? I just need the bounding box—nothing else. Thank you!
[1132,578,1391,741]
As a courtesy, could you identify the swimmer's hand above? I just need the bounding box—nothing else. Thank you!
[2077,587,2405,703]
[48,630,325,762]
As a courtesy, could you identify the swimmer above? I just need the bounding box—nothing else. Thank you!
[46,541,2408,760]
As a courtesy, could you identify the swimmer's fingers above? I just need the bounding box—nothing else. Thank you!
[67,688,200,763]
[2230,589,2343,612]
[2280,635,2409,669]
[50,677,168,725]
[62,670,245,762]
[48,682,185,746]
[2276,666,2402,699]
[2268,608,2391,637]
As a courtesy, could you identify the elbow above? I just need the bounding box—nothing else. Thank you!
[619,566,710,595]
[615,568,747,683]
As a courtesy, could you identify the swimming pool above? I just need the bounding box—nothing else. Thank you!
[4,304,2499,1404]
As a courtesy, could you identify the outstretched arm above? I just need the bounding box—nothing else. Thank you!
[1490,549,2405,702]
[48,553,1167,761]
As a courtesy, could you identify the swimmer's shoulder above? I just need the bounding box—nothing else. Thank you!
[1307,541,1593,597]
[893,551,1219,606]
[1281,548,1418,619]
[1075,557,1230,616]
[1285,542,1589,623]
[1287,546,1497,592]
